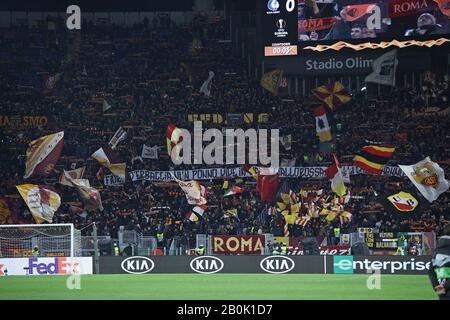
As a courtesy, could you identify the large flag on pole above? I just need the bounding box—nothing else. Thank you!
[91,145,126,181]
[63,171,103,211]
[187,204,208,222]
[166,123,183,159]
[16,184,61,223]
[260,69,283,95]
[24,131,64,179]
[42,73,62,94]
[109,127,127,149]
[311,105,332,142]
[224,186,246,197]
[325,154,347,197]
[59,167,86,186]
[199,71,215,97]
[312,81,351,111]
[365,49,398,86]
[257,168,280,203]
[399,157,449,203]
[102,98,112,112]
[173,176,208,205]
[353,145,395,174]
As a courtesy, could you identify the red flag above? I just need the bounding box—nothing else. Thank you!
[257,171,279,203]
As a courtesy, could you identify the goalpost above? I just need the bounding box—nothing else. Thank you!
[0,223,81,259]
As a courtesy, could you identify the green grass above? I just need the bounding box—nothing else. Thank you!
[0,274,437,300]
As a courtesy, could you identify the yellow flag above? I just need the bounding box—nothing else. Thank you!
[260,69,283,95]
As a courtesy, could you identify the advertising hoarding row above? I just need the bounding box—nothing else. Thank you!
[99,255,432,275]
[0,257,93,276]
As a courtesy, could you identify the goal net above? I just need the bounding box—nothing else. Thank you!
[0,224,81,258]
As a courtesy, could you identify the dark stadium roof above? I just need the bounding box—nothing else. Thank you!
[0,0,255,12]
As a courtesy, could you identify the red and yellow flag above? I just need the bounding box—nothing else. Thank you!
[24,131,64,179]
[312,81,351,111]
[16,184,61,223]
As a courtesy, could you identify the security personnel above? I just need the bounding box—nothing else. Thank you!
[334,227,341,245]
[31,245,40,257]
[156,232,164,244]
[336,123,342,140]
[280,243,288,255]
[272,245,281,255]
[316,153,324,163]
[395,247,405,255]
[113,242,120,256]
[429,224,450,300]
[196,245,205,256]
[303,154,309,165]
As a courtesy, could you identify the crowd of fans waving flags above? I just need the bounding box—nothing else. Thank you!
[14,79,450,226]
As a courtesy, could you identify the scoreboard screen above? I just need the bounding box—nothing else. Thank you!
[262,0,450,56]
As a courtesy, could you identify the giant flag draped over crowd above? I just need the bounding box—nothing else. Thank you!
[353,145,395,174]
[91,145,126,181]
[399,157,449,203]
[311,105,332,142]
[24,131,64,179]
[325,154,347,197]
[16,184,61,223]
[312,81,351,111]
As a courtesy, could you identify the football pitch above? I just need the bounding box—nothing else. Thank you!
[0,274,437,300]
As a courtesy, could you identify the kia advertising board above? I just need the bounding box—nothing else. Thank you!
[99,256,432,275]
[99,256,325,274]
[0,257,93,276]
[259,256,295,274]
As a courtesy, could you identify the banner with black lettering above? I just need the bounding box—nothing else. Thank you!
[103,165,405,185]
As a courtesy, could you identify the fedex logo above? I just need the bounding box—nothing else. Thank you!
[28,258,80,275]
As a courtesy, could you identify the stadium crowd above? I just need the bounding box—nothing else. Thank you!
[0,13,449,250]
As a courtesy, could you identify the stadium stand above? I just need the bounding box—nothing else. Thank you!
[0,12,448,255]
